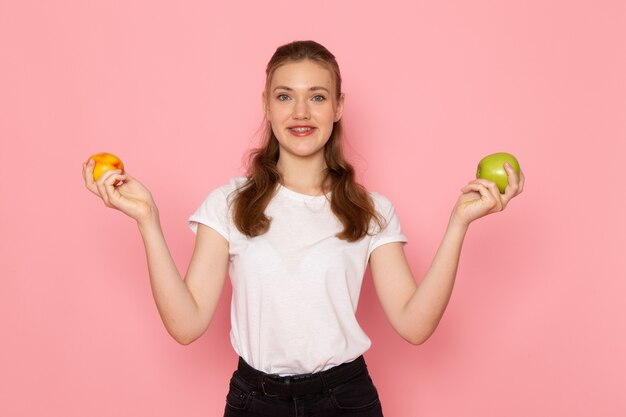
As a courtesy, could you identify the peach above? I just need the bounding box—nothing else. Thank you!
[88,152,124,181]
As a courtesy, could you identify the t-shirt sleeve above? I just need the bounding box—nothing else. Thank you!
[368,193,408,256]
[188,186,231,242]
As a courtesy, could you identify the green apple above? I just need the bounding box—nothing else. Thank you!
[476,152,520,193]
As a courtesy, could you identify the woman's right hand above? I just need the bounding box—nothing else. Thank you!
[83,159,158,224]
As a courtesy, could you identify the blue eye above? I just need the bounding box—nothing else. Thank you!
[312,95,326,102]
[277,94,290,101]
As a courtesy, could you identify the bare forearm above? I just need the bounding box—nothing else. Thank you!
[137,215,201,344]
[373,170,524,345]
[403,217,469,343]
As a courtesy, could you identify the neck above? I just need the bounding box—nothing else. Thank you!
[277,153,328,196]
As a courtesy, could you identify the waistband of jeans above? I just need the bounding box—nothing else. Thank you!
[235,356,367,398]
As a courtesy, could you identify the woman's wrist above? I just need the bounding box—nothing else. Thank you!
[448,209,471,235]
[136,205,161,232]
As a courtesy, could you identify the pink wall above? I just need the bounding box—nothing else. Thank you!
[1,1,624,416]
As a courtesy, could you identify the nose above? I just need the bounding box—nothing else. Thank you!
[292,99,310,119]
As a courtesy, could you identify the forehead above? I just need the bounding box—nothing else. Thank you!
[270,60,335,90]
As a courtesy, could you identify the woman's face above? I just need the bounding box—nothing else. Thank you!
[265,59,344,163]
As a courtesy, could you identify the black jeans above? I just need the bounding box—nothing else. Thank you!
[223,356,384,416]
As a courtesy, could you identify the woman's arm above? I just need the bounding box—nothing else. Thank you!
[369,220,467,345]
[83,160,229,345]
[139,218,228,345]
[370,163,525,345]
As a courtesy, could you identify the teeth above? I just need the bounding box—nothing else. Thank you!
[290,127,312,132]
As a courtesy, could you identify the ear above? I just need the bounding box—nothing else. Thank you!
[334,93,345,122]
[262,92,269,117]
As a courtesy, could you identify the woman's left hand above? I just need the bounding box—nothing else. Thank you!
[452,162,525,226]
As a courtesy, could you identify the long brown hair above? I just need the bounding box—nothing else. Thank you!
[232,40,382,242]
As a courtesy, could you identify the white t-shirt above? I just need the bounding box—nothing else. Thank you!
[188,177,407,375]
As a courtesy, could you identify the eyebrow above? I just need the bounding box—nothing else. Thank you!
[273,86,331,93]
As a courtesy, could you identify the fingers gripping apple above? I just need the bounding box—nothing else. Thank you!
[476,152,520,193]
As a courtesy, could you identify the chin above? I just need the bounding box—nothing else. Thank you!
[278,142,326,159]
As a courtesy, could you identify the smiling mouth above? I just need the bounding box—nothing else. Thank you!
[288,126,316,137]
[289,127,315,133]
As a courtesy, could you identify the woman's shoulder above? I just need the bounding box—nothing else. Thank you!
[196,176,248,207]
[207,176,248,195]
[225,176,249,192]
[368,190,396,210]
[366,190,403,227]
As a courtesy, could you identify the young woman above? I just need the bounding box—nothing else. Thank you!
[83,40,524,416]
